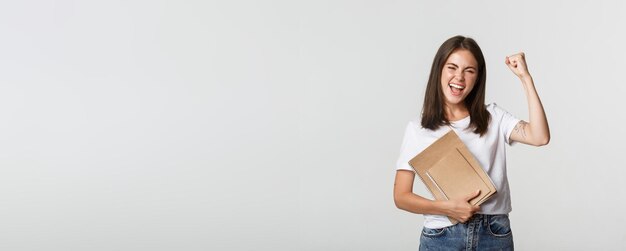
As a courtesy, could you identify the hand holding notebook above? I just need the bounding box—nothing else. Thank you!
[408,129,497,224]
[441,189,482,223]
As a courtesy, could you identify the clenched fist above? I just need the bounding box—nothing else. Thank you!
[505,52,531,80]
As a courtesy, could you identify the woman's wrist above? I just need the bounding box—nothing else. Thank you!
[433,200,452,216]
[519,73,532,82]
[520,74,535,90]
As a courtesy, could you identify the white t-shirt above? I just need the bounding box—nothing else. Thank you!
[396,103,520,229]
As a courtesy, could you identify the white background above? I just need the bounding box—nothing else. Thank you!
[1,1,625,250]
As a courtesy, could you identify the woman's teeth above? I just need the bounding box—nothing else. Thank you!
[449,83,465,90]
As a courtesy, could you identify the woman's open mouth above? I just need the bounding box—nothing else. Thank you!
[449,83,465,96]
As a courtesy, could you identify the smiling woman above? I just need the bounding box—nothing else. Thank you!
[442,50,477,103]
[393,35,550,250]
[421,36,491,136]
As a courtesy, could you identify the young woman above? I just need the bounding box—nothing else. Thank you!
[393,35,550,250]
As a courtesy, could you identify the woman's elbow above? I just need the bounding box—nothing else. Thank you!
[533,135,550,146]
[394,193,407,210]
[541,135,550,145]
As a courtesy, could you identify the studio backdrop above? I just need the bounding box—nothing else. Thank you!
[0,1,624,250]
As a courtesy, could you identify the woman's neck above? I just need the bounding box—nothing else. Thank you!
[444,104,469,121]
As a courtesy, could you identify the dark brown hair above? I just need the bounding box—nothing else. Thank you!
[421,35,490,136]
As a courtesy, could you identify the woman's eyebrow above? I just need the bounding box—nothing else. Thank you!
[445,63,476,70]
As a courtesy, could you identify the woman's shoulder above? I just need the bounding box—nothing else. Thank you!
[485,102,510,116]
[404,115,449,139]
[402,115,431,135]
[403,116,421,135]
[407,115,421,127]
[485,102,498,111]
[485,102,519,126]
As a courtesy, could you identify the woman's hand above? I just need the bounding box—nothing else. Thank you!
[443,190,481,223]
[505,52,531,80]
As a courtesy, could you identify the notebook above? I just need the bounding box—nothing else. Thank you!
[408,129,497,223]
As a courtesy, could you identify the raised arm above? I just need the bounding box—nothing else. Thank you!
[505,53,551,146]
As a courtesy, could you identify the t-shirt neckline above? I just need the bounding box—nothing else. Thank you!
[450,115,470,124]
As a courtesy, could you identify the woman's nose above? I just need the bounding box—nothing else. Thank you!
[455,72,465,82]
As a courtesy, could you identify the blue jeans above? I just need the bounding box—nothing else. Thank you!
[419,214,514,251]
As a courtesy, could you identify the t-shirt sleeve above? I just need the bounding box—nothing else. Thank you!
[492,103,521,146]
[395,122,418,172]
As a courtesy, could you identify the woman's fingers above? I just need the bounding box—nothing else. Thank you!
[505,57,517,71]
[508,53,526,67]
[464,189,481,202]
[505,52,530,78]
[508,52,524,59]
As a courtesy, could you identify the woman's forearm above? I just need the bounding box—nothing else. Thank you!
[396,191,481,223]
[396,192,447,215]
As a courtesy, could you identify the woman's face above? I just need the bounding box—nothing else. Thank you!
[440,49,478,106]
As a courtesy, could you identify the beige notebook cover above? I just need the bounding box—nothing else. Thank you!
[408,129,497,223]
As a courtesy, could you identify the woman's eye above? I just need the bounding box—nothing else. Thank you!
[447,67,455,70]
